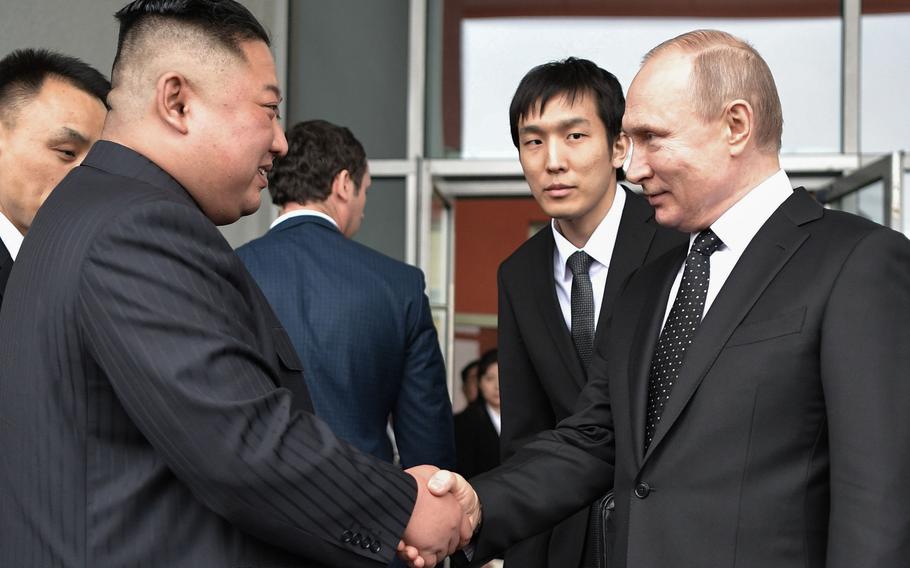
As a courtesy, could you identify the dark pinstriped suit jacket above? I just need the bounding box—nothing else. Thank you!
[237,215,455,470]
[0,141,417,567]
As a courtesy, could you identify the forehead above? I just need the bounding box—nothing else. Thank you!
[236,40,279,90]
[520,92,600,126]
[12,77,106,132]
[623,52,694,130]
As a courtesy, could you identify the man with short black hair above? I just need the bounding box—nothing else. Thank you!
[238,119,455,471]
[418,29,910,568]
[497,57,684,568]
[0,48,109,303]
[0,2,467,567]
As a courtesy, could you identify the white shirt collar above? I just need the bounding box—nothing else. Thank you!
[485,403,501,435]
[551,184,626,272]
[707,169,793,254]
[0,212,24,260]
[270,208,339,231]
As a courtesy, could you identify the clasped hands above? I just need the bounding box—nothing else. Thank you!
[398,465,481,567]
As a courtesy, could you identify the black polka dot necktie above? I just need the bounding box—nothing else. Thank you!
[568,250,595,369]
[644,229,723,450]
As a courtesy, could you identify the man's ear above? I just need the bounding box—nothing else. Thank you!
[724,99,753,157]
[154,72,191,135]
[611,131,630,169]
[332,169,353,202]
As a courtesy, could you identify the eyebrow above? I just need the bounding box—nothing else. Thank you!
[519,117,592,137]
[263,84,282,100]
[624,122,664,136]
[49,127,90,146]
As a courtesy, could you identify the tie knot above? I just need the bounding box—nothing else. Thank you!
[691,229,723,257]
[567,250,593,277]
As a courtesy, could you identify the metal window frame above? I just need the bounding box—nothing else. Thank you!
[392,0,905,392]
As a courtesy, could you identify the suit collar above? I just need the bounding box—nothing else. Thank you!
[269,214,340,234]
[0,212,23,261]
[639,188,818,464]
[81,141,196,209]
[596,187,658,342]
[0,238,12,301]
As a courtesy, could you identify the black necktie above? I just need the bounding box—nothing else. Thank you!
[645,229,723,450]
[568,250,595,369]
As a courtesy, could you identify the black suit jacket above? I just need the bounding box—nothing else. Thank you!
[497,187,685,568]
[455,402,501,479]
[0,237,12,305]
[0,141,417,567]
[471,188,910,567]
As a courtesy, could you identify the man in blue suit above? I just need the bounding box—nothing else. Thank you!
[238,119,455,470]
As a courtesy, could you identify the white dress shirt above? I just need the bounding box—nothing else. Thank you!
[552,185,626,331]
[661,169,794,328]
[485,404,502,436]
[270,208,339,230]
[0,212,24,260]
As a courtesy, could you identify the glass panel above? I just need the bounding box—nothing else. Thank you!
[427,8,841,158]
[836,179,886,226]
[352,178,407,262]
[904,170,909,236]
[288,0,409,159]
[427,191,450,306]
[861,13,910,153]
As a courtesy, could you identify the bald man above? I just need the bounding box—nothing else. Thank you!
[414,29,910,568]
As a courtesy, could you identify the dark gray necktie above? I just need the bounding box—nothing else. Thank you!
[568,250,595,369]
[644,229,723,450]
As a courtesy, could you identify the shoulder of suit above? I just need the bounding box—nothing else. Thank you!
[499,223,552,276]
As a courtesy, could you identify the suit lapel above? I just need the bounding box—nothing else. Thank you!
[643,190,819,463]
[0,239,13,303]
[530,229,588,390]
[596,188,657,343]
[628,245,687,465]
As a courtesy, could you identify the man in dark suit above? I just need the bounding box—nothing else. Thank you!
[237,119,455,470]
[414,29,910,568]
[0,2,468,567]
[0,48,109,303]
[497,57,684,568]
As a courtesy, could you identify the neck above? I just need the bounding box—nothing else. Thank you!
[554,182,617,248]
[694,154,781,232]
[281,201,336,222]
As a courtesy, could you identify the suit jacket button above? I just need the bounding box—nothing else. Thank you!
[370,541,382,553]
[351,533,362,546]
[634,482,651,499]
[360,537,372,549]
[341,529,353,543]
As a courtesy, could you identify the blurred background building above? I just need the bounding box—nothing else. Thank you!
[2,0,907,410]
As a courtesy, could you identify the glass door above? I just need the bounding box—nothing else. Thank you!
[426,186,455,397]
[817,152,904,231]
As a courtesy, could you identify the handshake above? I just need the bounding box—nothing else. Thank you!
[397,465,482,568]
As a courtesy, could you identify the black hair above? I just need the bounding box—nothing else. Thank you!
[460,359,480,384]
[113,0,270,75]
[0,48,110,125]
[268,120,368,207]
[477,348,498,381]
[509,57,625,180]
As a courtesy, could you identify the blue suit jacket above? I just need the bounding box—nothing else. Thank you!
[237,214,455,469]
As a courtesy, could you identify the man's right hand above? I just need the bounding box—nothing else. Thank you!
[397,468,481,567]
